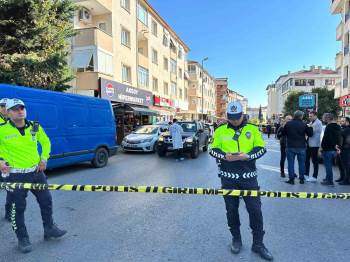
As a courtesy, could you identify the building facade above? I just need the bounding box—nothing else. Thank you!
[266,84,278,121]
[187,61,216,121]
[331,0,350,116]
[246,106,267,122]
[273,66,340,115]
[69,0,190,122]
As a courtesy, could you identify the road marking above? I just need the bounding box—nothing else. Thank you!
[258,164,288,175]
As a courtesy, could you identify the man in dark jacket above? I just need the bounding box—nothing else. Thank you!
[282,110,313,184]
[276,115,292,177]
[320,113,341,186]
[266,123,272,138]
[337,117,350,185]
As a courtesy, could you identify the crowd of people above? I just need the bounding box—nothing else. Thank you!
[276,110,350,186]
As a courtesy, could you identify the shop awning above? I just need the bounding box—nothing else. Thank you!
[129,105,157,116]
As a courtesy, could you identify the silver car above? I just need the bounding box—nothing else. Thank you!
[121,125,167,153]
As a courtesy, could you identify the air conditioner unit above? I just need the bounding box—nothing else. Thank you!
[78,7,92,24]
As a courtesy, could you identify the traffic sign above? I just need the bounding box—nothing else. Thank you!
[299,94,317,110]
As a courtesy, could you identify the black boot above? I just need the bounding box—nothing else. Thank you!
[280,173,286,178]
[285,179,294,185]
[231,236,242,254]
[252,243,274,261]
[299,178,305,184]
[18,238,32,253]
[44,224,67,240]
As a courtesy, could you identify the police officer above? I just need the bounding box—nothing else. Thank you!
[0,99,66,253]
[209,101,273,261]
[0,98,12,221]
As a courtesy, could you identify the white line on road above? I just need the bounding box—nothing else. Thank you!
[258,164,288,175]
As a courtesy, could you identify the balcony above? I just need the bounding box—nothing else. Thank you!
[336,52,343,69]
[73,27,113,53]
[74,0,112,14]
[336,22,343,41]
[331,0,344,15]
[75,72,113,91]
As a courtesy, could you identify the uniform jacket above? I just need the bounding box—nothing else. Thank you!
[169,123,184,149]
[209,122,266,179]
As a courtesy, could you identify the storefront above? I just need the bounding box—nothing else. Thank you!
[339,94,350,117]
[99,78,156,144]
[151,95,175,122]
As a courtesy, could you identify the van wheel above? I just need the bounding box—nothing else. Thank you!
[92,147,109,168]
[191,143,199,159]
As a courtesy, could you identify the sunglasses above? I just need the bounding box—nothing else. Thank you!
[10,106,25,112]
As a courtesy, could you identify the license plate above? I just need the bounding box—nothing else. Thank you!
[126,144,138,148]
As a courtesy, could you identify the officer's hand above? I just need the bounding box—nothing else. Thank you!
[225,153,236,162]
[36,160,47,173]
[0,161,10,173]
[231,153,250,161]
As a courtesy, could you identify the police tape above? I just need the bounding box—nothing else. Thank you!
[1,182,350,200]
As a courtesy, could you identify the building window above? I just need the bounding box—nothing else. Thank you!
[97,50,113,75]
[178,68,183,79]
[98,22,107,32]
[163,57,168,71]
[152,48,158,64]
[178,49,182,59]
[295,79,315,86]
[184,88,188,100]
[171,81,177,96]
[188,64,196,73]
[121,0,130,12]
[325,79,335,86]
[121,28,130,47]
[179,88,183,99]
[151,20,157,37]
[152,77,158,92]
[122,64,131,83]
[170,59,177,74]
[164,82,169,95]
[137,3,148,26]
[163,34,168,46]
[138,66,149,88]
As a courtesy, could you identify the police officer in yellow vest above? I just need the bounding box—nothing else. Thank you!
[0,99,66,253]
[0,98,12,221]
[209,101,273,261]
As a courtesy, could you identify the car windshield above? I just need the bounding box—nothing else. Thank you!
[179,122,197,132]
[135,126,158,134]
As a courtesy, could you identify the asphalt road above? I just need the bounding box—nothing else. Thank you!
[0,135,349,262]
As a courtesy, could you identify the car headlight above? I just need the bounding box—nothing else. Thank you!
[185,137,193,143]
[158,136,164,142]
[141,138,153,143]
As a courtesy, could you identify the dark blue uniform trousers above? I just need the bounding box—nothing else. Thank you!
[7,171,53,240]
[221,176,265,244]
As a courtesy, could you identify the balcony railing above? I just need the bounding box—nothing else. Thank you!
[336,52,343,69]
[336,22,343,41]
[73,27,112,53]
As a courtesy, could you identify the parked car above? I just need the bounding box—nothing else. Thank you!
[121,125,167,153]
[0,84,117,169]
[157,121,209,158]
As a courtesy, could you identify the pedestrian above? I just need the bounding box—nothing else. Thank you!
[305,111,323,182]
[320,113,341,186]
[338,117,350,185]
[209,101,273,261]
[282,110,313,184]
[169,118,184,161]
[335,117,347,182]
[0,98,12,221]
[276,115,292,178]
[266,122,272,138]
[0,99,66,253]
[274,122,281,138]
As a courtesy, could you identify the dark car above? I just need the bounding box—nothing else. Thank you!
[157,121,209,158]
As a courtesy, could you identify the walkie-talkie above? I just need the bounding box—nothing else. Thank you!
[31,121,39,141]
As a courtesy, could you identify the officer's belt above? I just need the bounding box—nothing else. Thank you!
[10,166,37,174]
[219,171,257,179]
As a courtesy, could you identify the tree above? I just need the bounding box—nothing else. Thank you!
[258,105,263,123]
[0,0,76,91]
[283,88,341,119]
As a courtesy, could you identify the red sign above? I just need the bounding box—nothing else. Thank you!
[339,95,350,107]
[153,96,174,107]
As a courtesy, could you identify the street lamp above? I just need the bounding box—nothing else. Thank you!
[201,57,208,121]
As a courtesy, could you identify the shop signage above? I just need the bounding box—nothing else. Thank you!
[153,96,174,107]
[299,94,317,109]
[100,78,152,106]
[339,95,350,107]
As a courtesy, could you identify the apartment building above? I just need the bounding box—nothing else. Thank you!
[187,61,216,121]
[266,84,278,121]
[215,78,248,119]
[69,0,190,125]
[274,66,340,115]
[331,0,350,116]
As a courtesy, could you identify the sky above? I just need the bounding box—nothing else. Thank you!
[149,0,341,107]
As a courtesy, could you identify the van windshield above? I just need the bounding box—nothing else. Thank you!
[179,122,197,132]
